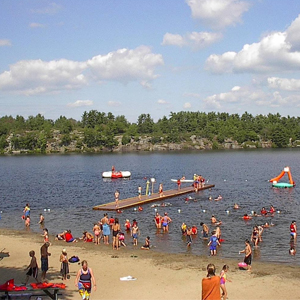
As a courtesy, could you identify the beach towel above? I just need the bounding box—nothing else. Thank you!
[120,276,137,281]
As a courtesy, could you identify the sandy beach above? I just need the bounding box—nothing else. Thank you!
[0,229,300,300]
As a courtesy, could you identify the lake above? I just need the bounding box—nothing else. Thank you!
[0,149,299,265]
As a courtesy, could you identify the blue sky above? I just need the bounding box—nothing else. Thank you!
[1,0,300,122]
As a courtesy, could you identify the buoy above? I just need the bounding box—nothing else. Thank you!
[202,209,206,213]
[133,208,137,211]
[178,209,181,213]
[154,208,157,212]
[224,179,226,182]
[277,210,281,214]
[47,209,50,212]
[44,209,47,212]
[226,210,230,214]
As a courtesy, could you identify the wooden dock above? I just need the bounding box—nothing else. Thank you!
[93,184,215,211]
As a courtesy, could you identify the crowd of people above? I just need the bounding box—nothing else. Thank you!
[21,191,297,300]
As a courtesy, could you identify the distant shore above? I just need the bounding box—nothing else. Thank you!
[1,228,300,300]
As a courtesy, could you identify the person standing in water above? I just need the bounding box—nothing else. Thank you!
[290,220,297,240]
[239,239,252,271]
[114,190,120,208]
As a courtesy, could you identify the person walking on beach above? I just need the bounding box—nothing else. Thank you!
[290,220,297,240]
[24,250,38,285]
[201,263,221,300]
[59,249,69,281]
[114,190,120,208]
[75,260,96,300]
[138,185,142,200]
[40,242,51,282]
[239,239,252,271]
[220,265,231,300]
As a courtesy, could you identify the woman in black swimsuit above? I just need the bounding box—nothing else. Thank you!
[112,218,120,250]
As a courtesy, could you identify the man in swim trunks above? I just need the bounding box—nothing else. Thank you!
[239,239,252,271]
[200,222,209,239]
[131,223,139,246]
[138,185,142,200]
[40,242,51,281]
[24,250,38,285]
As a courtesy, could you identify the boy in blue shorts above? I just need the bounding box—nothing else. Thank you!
[208,230,220,256]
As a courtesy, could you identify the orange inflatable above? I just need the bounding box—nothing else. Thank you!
[269,166,295,188]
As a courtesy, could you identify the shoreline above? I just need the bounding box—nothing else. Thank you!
[1,229,300,300]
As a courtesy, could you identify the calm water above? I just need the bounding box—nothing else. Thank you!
[0,149,299,265]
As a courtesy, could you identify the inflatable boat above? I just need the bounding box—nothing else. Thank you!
[171,179,194,183]
[102,171,131,178]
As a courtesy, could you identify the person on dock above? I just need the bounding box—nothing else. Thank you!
[200,222,209,239]
[177,179,181,191]
[131,223,139,246]
[114,190,120,208]
[162,212,172,232]
[138,185,142,200]
[159,183,164,197]
[239,239,252,271]
[154,212,162,229]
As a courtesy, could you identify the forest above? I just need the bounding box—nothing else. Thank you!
[0,110,299,153]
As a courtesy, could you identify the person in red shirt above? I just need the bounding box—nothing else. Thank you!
[290,220,297,240]
[260,207,268,216]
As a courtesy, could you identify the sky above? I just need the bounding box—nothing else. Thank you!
[1,0,300,123]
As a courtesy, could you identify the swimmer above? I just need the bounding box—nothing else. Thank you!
[161,212,172,232]
[290,220,297,240]
[211,215,222,225]
[289,246,296,255]
[208,230,220,256]
[260,207,268,216]
[251,211,261,217]
[208,195,213,201]
[181,222,187,235]
[186,227,192,247]
[233,203,239,209]
[200,222,209,239]
[269,205,276,214]
[214,195,222,201]
[243,213,252,220]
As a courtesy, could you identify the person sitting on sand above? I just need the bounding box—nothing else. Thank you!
[141,236,151,250]
[201,263,221,300]
[55,231,66,241]
[81,231,94,242]
[65,230,77,243]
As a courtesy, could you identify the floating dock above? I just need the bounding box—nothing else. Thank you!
[93,184,215,211]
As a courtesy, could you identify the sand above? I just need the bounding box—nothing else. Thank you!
[0,229,300,300]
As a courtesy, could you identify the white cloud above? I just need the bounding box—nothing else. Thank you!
[268,77,300,91]
[0,39,12,46]
[140,80,152,89]
[31,2,62,15]
[108,101,121,107]
[67,100,93,108]
[157,99,169,105]
[0,59,87,95]
[205,15,300,74]
[183,102,192,108]
[29,23,45,28]
[186,0,250,29]
[203,83,300,110]
[87,46,163,84]
[162,31,222,49]
[286,14,300,51]
[0,46,163,95]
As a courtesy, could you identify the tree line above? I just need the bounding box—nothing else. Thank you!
[0,110,299,153]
